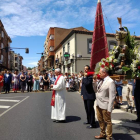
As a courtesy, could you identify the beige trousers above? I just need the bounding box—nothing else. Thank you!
[96,106,112,140]
[126,84,135,107]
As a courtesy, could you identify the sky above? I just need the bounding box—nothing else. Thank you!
[0,0,140,68]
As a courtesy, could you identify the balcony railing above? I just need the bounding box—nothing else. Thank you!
[49,34,54,40]
[49,46,54,52]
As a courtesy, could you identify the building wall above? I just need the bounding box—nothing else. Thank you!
[76,34,92,57]
[0,20,12,70]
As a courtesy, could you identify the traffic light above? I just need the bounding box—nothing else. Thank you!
[25,48,29,53]
[41,53,44,57]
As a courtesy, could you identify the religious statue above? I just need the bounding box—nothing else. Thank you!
[113,18,128,74]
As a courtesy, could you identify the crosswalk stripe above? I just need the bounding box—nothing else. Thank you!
[0,99,20,102]
[0,105,11,109]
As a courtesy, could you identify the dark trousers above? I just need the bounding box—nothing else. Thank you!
[135,96,140,119]
[84,100,96,126]
[5,83,10,93]
[27,82,32,92]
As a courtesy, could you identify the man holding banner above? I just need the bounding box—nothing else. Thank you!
[50,68,66,123]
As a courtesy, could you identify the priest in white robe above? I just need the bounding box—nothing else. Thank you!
[50,68,66,122]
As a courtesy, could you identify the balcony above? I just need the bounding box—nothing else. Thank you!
[49,46,54,52]
[49,34,54,40]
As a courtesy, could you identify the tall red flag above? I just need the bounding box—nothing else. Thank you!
[90,0,109,71]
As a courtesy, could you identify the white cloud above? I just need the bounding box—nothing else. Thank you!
[28,62,38,66]
[0,0,139,38]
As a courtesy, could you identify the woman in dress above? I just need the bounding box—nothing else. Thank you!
[0,71,4,94]
[20,71,26,93]
[12,71,19,93]
[33,73,39,92]
[43,72,49,91]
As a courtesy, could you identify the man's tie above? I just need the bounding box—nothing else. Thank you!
[97,79,104,90]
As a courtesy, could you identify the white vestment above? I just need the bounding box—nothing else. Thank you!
[51,76,66,120]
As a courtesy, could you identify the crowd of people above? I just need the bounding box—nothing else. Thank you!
[0,69,85,94]
[0,70,54,94]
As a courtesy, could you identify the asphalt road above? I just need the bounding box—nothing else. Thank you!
[0,91,139,140]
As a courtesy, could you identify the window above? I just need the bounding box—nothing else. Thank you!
[1,55,3,62]
[15,63,18,67]
[87,38,92,54]
[1,43,3,49]
[15,57,18,61]
[108,41,117,50]
[63,46,65,54]
[1,31,4,38]
[49,34,54,40]
[68,42,70,53]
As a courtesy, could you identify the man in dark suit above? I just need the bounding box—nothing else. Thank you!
[4,70,12,93]
[132,79,140,122]
[27,72,33,92]
[81,65,96,129]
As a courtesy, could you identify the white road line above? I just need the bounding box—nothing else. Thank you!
[0,99,20,102]
[0,105,10,109]
[0,96,29,117]
[0,96,29,99]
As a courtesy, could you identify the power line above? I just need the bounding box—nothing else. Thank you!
[102,8,115,34]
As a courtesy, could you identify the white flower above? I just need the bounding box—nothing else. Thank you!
[99,62,102,66]
[113,59,117,63]
[101,58,106,62]
[109,65,113,69]
[133,68,137,72]
[105,66,109,70]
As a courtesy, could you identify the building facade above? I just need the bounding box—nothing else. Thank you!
[0,20,12,70]
[43,27,89,71]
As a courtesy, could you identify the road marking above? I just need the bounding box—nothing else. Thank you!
[0,105,10,109]
[0,99,20,102]
[0,96,29,98]
[0,96,29,117]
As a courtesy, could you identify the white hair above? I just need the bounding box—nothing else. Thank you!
[100,67,109,74]
[55,68,61,72]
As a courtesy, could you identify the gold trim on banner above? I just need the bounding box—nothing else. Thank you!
[92,35,106,44]
[93,24,104,32]
[95,13,103,17]
[92,45,108,56]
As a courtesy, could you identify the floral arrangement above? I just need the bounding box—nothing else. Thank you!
[130,46,140,78]
[96,46,119,74]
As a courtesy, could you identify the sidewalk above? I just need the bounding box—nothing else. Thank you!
[77,86,137,115]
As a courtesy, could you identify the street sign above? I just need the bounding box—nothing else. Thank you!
[64,52,70,58]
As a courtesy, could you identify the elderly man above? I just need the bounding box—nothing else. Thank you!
[95,68,116,140]
[50,68,66,123]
